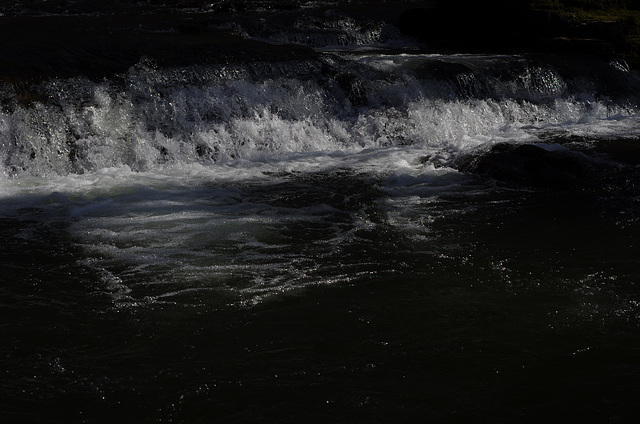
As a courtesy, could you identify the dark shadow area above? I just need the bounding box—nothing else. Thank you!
[1,0,639,82]
[0,13,319,81]
[396,0,640,66]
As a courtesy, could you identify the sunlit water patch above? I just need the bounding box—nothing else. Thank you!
[1,148,462,310]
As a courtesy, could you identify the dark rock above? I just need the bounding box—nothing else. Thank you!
[335,72,367,106]
[459,143,597,191]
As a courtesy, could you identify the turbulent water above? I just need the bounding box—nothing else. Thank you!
[2,2,640,423]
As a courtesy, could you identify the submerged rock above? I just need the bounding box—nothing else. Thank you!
[460,139,640,195]
[458,143,598,191]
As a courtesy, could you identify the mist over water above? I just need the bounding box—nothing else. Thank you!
[2,2,640,423]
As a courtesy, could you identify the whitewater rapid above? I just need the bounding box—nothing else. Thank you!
[2,53,638,178]
[1,50,639,307]
[4,4,640,424]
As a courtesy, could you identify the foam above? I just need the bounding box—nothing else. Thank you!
[2,52,639,307]
[2,53,638,179]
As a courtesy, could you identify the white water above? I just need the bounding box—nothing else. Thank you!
[1,52,639,307]
[2,53,638,177]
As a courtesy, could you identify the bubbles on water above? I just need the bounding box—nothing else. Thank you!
[566,271,640,329]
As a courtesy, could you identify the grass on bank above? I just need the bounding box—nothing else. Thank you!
[532,0,640,25]
[530,0,640,64]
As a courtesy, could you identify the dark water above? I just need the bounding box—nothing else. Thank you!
[4,186,640,423]
[2,1,640,423]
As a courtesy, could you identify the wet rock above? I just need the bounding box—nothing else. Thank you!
[459,143,597,191]
[335,72,367,106]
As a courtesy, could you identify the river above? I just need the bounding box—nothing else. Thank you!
[2,1,640,423]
